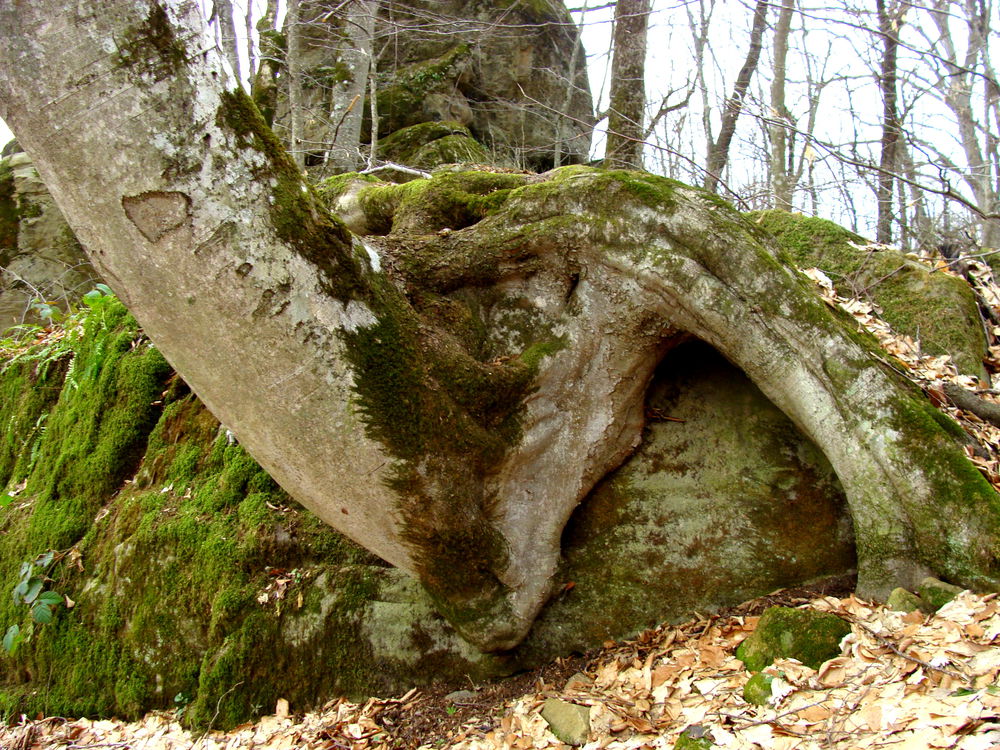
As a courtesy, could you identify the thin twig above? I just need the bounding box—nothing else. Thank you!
[194,680,245,748]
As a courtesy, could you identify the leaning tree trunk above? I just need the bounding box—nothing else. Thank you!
[2,0,1000,652]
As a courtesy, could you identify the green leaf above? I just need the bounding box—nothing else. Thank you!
[22,578,43,604]
[31,603,53,624]
[0,494,13,508]
[12,581,28,604]
[37,591,63,607]
[2,624,20,653]
[36,550,54,568]
[95,283,113,295]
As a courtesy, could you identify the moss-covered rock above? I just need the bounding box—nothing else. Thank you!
[0,158,16,262]
[750,209,988,377]
[540,698,590,746]
[519,342,855,662]
[0,303,508,726]
[886,587,922,613]
[378,121,490,171]
[675,730,714,750]
[918,576,964,612]
[0,150,100,331]
[742,672,777,705]
[736,606,851,672]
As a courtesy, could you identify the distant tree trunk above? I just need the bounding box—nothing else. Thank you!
[326,0,377,172]
[285,0,305,170]
[210,0,242,83]
[769,0,795,210]
[367,28,379,168]
[250,0,280,125]
[876,0,902,244]
[553,0,588,168]
[704,0,768,193]
[605,0,650,170]
[924,0,1000,248]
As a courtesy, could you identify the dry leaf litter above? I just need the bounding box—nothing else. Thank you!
[6,248,1000,750]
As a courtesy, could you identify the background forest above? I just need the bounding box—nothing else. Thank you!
[158,0,1000,255]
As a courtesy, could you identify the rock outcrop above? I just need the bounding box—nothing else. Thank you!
[268,0,594,172]
[0,145,99,330]
[0,295,855,727]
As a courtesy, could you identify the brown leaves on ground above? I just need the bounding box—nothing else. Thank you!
[5,590,1000,749]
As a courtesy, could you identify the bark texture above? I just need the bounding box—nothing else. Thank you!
[2,0,1000,653]
[605,0,650,170]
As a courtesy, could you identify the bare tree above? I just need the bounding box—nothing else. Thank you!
[876,0,904,243]
[769,0,796,210]
[704,0,768,192]
[605,0,650,169]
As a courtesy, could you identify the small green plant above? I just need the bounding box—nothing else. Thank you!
[174,691,192,719]
[3,549,64,654]
[30,300,63,325]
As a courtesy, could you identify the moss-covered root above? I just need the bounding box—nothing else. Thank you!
[404,165,1000,611]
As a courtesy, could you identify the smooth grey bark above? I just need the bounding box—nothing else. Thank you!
[605,0,650,170]
[769,0,795,210]
[210,0,242,82]
[2,0,1000,653]
[877,0,902,244]
[285,0,306,169]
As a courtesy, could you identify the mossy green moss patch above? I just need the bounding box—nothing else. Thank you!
[116,2,188,79]
[751,209,987,376]
[736,606,850,672]
[379,122,489,170]
[0,299,407,727]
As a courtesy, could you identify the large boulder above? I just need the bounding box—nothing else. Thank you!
[270,0,594,171]
[0,149,99,331]
[0,301,854,727]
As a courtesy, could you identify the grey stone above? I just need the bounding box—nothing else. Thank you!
[541,698,590,746]
[919,577,965,612]
[886,587,922,613]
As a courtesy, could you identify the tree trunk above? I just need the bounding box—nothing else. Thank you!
[328,0,376,172]
[285,0,305,170]
[704,0,768,193]
[925,0,999,248]
[769,0,795,210]
[3,0,1000,653]
[211,0,242,83]
[876,0,902,245]
[605,0,650,170]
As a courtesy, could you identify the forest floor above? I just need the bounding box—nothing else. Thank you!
[6,255,1000,750]
[5,579,1000,749]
